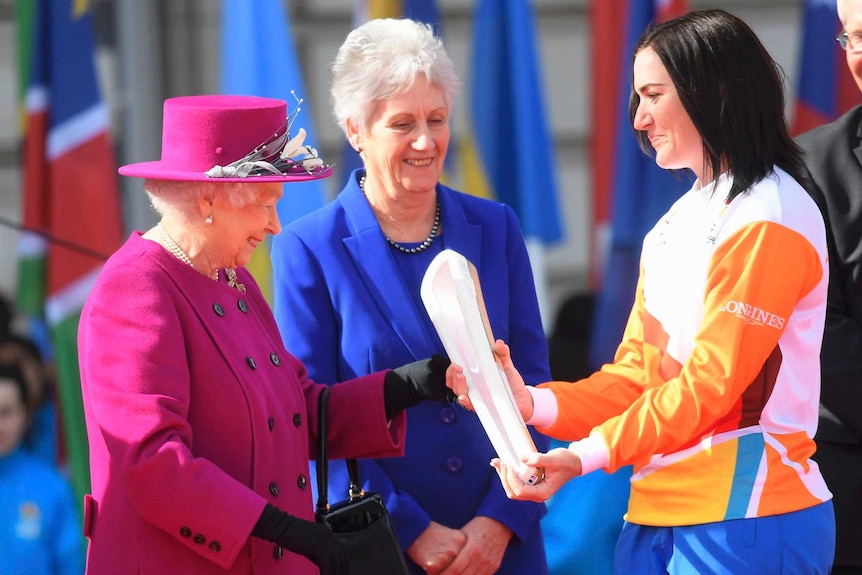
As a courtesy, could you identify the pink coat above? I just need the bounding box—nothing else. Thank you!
[78,233,406,574]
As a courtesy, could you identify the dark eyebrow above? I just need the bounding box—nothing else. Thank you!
[636,82,669,94]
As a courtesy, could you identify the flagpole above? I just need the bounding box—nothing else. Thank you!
[115,0,162,234]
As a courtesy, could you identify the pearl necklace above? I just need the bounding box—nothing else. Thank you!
[156,223,246,292]
[157,222,195,268]
[359,176,440,254]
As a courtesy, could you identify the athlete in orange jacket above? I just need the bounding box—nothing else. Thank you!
[449,9,835,575]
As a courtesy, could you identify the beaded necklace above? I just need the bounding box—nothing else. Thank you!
[157,223,195,268]
[360,176,440,254]
[156,223,246,292]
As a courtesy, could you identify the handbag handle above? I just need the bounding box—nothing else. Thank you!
[315,386,365,517]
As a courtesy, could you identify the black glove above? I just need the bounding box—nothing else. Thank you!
[252,504,348,575]
[384,354,454,419]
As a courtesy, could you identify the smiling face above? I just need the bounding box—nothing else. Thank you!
[632,47,705,180]
[350,75,450,199]
[210,182,283,269]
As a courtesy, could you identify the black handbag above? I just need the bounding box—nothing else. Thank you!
[314,386,410,575]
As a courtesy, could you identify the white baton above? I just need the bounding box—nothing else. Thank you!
[421,249,543,486]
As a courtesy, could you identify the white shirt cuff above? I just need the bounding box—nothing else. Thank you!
[568,432,610,475]
[525,386,557,428]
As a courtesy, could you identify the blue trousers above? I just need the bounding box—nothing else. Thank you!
[615,501,835,574]
[542,456,631,574]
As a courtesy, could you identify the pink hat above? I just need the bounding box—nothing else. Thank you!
[118,94,332,183]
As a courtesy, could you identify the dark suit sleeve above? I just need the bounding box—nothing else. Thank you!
[798,111,862,442]
[803,167,862,441]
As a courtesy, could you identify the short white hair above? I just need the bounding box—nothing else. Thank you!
[144,179,256,219]
[330,18,461,136]
[838,0,848,25]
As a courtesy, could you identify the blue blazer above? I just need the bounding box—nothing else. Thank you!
[272,170,551,574]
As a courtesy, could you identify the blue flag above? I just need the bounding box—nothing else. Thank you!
[468,0,563,245]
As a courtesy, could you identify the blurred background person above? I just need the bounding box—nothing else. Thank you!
[453,9,835,574]
[0,362,84,575]
[0,292,58,466]
[796,0,862,572]
[272,18,551,575]
[0,333,58,465]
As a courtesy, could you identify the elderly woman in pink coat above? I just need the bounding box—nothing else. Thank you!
[77,94,449,575]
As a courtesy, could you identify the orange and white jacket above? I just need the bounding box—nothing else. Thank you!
[531,168,831,526]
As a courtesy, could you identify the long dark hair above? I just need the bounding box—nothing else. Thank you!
[629,9,808,200]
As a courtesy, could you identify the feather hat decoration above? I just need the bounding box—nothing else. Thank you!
[119,94,331,183]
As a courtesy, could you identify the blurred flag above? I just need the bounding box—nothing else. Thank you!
[792,0,859,134]
[589,0,692,368]
[467,0,564,330]
[221,0,327,303]
[16,0,124,508]
[14,0,42,323]
[352,0,439,28]
[468,0,563,245]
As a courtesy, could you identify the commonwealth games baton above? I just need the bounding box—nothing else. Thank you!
[420,249,544,485]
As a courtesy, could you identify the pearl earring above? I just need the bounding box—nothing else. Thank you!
[205,214,213,225]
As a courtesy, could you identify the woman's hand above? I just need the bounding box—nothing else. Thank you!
[251,505,348,575]
[407,521,467,575]
[384,354,454,419]
[491,447,582,503]
[439,517,512,575]
[445,340,534,421]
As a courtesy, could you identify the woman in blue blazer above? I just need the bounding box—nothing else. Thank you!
[272,18,551,575]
